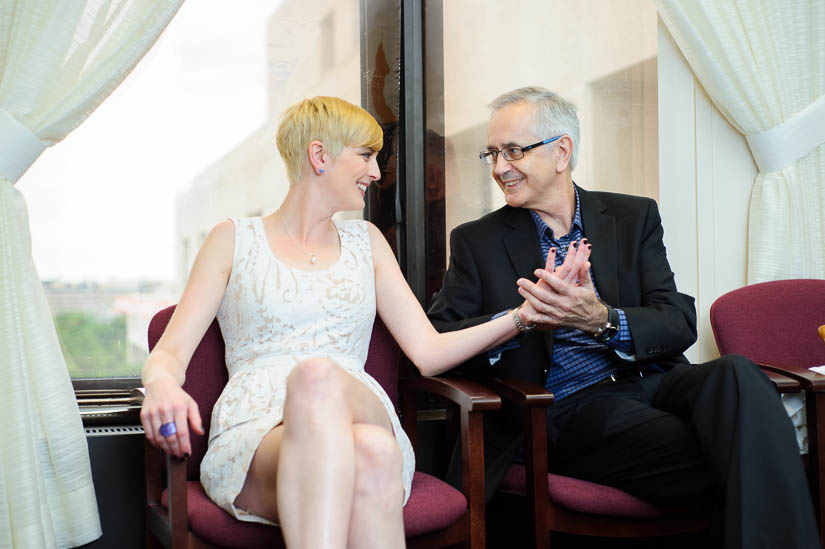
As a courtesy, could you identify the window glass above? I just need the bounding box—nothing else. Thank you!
[18,0,363,379]
[438,0,658,252]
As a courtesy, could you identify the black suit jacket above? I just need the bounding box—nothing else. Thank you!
[427,186,697,496]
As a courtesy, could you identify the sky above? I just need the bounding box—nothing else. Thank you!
[17,2,283,283]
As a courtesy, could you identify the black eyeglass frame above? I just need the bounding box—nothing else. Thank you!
[478,135,564,165]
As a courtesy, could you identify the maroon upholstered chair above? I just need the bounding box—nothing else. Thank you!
[479,377,710,548]
[144,305,500,548]
[711,278,825,547]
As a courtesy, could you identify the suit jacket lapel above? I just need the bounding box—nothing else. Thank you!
[501,207,556,362]
[502,207,544,281]
[578,186,620,307]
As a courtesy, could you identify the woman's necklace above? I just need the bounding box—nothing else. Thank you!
[278,210,330,265]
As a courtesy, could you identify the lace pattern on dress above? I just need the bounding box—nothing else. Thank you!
[199,217,414,525]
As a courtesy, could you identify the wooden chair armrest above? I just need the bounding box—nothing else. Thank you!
[166,454,189,542]
[400,375,501,412]
[144,437,189,548]
[474,377,552,544]
[758,363,825,391]
[145,438,163,507]
[399,375,495,546]
[756,367,803,393]
[477,377,555,408]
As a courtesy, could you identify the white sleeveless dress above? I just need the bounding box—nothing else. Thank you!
[200,217,415,525]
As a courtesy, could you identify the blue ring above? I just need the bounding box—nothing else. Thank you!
[159,421,177,438]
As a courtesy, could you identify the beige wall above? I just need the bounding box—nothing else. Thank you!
[266,0,361,117]
[658,18,756,363]
[441,0,659,243]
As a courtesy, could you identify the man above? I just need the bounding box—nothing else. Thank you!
[427,86,817,548]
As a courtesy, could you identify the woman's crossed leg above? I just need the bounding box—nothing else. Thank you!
[234,357,405,549]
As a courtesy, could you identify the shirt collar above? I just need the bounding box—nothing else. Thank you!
[530,187,583,242]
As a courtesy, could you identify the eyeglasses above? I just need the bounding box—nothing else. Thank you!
[478,135,564,165]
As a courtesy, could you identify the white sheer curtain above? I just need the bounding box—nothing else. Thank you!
[654,0,825,283]
[0,1,183,546]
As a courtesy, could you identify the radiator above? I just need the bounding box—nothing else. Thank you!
[84,425,145,549]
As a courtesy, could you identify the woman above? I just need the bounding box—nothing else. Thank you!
[140,96,589,548]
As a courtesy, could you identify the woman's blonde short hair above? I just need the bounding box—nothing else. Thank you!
[276,96,383,184]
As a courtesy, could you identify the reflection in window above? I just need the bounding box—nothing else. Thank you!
[438,0,658,254]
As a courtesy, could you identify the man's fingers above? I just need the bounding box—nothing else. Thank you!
[517,282,567,315]
[532,268,572,295]
[518,286,551,315]
[518,288,561,326]
[519,277,556,308]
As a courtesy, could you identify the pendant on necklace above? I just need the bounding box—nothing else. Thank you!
[310,255,317,264]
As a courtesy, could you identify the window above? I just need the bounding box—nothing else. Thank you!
[18,0,366,380]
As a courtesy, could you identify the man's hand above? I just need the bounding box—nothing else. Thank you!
[517,240,607,332]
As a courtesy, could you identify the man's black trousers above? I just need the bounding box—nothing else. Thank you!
[455,356,819,548]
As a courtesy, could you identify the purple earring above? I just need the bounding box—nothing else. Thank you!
[319,168,325,174]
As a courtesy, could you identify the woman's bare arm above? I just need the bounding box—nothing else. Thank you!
[140,219,235,456]
[369,222,518,377]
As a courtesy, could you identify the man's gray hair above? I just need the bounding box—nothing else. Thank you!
[489,86,580,170]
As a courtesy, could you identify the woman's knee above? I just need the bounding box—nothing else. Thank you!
[351,424,403,499]
[284,358,349,427]
[286,358,345,404]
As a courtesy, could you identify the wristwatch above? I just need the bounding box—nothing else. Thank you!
[593,305,619,343]
[512,306,535,333]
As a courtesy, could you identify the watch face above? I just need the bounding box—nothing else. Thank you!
[598,307,620,342]
[598,324,617,343]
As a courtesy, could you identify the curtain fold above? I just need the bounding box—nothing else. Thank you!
[0,1,183,546]
[654,0,825,283]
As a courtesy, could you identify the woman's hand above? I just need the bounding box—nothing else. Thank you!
[140,376,204,458]
[541,239,591,287]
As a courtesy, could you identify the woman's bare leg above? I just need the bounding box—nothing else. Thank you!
[346,423,405,548]
[234,426,284,522]
[277,358,356,548]
[234,357,405,548]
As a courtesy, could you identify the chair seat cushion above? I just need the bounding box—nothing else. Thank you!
[500,464,667,519]
[162,482,283,548]
[403,472,468,537]
[161,472,467,544]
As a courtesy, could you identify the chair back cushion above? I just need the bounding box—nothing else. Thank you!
[710,279,825,367]
[364,315,401,407]
[147,307,401,478]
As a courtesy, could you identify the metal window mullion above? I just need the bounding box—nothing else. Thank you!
[401,0,426,305]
